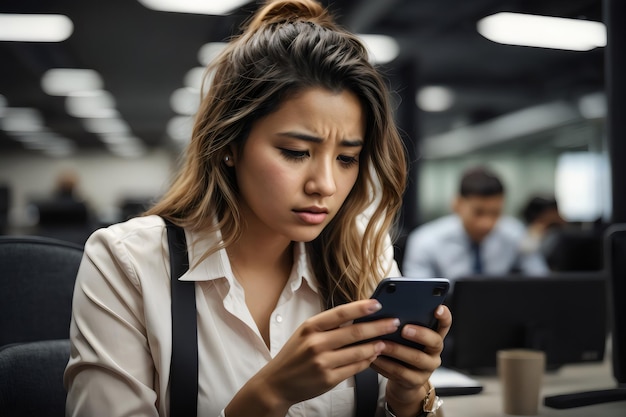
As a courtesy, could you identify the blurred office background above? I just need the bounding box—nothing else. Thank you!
[0,0,611,251]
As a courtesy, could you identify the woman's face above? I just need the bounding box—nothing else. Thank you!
[231,87,365,243]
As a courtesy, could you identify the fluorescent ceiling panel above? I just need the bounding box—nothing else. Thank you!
[1,108,44,132]
[357,34,400,64]
[478,12,606,51]
[416,86,455,112]
[0,14,73,42]
[82,117,131,134]
[65,90,117,118]
[138,0,250,15]
[170,87,201,116]
[197,42,228,66]
[42,69,104,96]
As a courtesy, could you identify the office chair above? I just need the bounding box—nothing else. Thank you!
[0,235,83,347]
[0,339,70,417]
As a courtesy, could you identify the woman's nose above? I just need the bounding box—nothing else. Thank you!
[304,160,337,196]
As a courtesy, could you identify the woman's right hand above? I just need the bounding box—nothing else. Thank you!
[225,299,399,416]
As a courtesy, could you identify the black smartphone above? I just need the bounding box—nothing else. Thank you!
[353,277,450,351]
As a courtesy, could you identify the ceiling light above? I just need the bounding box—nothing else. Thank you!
[416,86,455,112]
[106,140,146,158]
[357,34,400,64]
[0,14,73,42]
[477,12,606,51]
[14,132,75,156]
[170,87,201,116]
[41,69,104,96]
[578,91,606,119]
[167,116,194,143]
[138,0,250,16]
[65,90,117,118]
[98,134,136,145]
[82,117,131,134]
[1,108,44,132]
[198,42,227,66]
[184,67,207,90]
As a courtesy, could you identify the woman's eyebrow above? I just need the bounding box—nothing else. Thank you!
[277,131,363,147]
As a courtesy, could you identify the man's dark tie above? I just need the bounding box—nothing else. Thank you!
[471,242,483,274]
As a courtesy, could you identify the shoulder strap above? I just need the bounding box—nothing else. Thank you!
[165,219,198,417]
[330,297,378,417]
[354,368,379,417]
[165,218,376,417]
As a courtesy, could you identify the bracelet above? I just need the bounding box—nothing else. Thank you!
[384,380,443,417]
[422,380,443,414]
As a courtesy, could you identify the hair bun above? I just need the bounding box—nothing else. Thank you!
[248,0,332,30]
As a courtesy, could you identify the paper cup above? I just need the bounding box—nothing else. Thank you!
[497,349,546,415]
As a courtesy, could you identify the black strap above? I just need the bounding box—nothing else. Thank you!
[165,219,198,417]
[355,367,378,417]
[330,297,378,417]
[165,218,376,417]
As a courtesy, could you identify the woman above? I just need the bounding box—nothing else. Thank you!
[64,1,452,416]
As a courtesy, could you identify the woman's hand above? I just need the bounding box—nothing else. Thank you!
[371,305,452,417]
[225,299,400,417]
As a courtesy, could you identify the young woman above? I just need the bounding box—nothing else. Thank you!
[64,1,452,416]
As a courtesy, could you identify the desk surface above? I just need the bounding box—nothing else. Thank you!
[441,359,626,416]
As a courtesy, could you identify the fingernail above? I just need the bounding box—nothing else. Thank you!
[368,301,382,313]
[375,342,385,353]
[436,305,444,316]
[403,327,416,337]
[391,318,401,328]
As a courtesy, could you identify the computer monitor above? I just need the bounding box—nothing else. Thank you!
[542,224,626,408]
[445,273,607,375]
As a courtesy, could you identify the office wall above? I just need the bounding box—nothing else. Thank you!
[0,150,176,229]
[418,152,559,223]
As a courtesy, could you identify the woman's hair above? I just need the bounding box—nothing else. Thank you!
[147,0,407,304]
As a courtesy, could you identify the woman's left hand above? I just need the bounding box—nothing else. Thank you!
[370,304,452,417]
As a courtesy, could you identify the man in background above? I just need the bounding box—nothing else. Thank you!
[402,166,548,287]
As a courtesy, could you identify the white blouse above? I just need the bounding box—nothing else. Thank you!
[64,215,401,416]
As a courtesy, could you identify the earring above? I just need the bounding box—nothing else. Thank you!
[224,155,230,162]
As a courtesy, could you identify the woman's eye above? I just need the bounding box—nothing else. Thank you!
[338,155,359,167]
[279,148,309,161]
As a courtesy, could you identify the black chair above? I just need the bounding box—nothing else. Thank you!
[0,236,83,347]
[0,339,70,417]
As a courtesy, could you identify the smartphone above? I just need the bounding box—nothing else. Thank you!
[354,277,450,351]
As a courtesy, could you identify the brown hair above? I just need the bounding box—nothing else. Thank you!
[147,0,407,304]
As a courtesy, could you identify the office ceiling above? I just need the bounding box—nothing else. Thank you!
[0,0,604,157]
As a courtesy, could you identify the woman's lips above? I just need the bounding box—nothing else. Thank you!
[293,207,328,225]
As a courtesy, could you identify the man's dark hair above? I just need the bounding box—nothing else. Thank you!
[521,196,559,224]
[459,166,504,197]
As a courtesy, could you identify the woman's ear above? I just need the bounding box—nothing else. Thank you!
[224,145,238,167]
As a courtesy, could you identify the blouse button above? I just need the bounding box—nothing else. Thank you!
[275,314,283,323]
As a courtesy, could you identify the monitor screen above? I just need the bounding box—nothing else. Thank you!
[445,274,607,375]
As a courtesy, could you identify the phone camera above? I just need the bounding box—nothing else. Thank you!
[433,286,445,297]
[386,283,396,293]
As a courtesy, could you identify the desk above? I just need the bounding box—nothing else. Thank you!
[441,359,626,416]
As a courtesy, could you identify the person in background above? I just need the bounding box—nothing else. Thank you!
[402,166,549,288]
[52,169,81,201]
[519,195,566,257]
[64,1,451,416]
